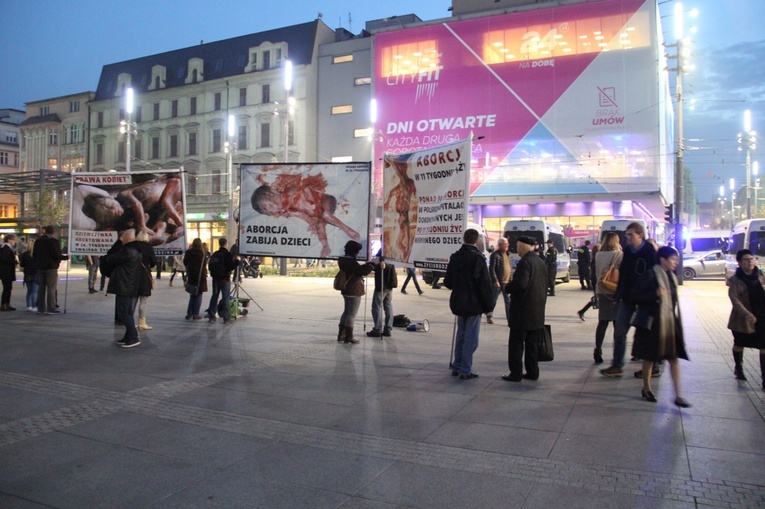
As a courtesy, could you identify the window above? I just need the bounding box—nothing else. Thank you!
[263,50,271,70]
[13,154,18,167]
[215,58,224,72]
[97,112,104,128]
[354,77,372,86]
[262,84,270,103]
[212,129,222,152]
[151,136,160,159]
[66,124,83,144]
[260,123,270,148]
[354,128,372,138]
[69,100,80,112]
[118,140,125,162]
[0,152,7,165]
[333,54,353,64]
[212,169,222,194]
[171,100,178,118]
[169,134,178,157]
[187,170,197,195]
[136,106,142,123]
[188,132,197,155]
[49,129,58,146]
[190,97,197,115]
[153,103,160,120]
[214,93,222,111]
[95,143,104,165]
[40,106,49,116]
[239,88,247,107]
[331,156,353,163]
[331,105,353,115]
[134,138,142,160]
[5,132,17,144]
[238,125,247,150]
[0,204,18,218]
[119,108,125,121]
[275,48,283,66]
[288,120,295,145]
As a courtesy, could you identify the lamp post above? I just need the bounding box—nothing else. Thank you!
[119,87,137,172]
[739,110,757,218]
[754,161,760,217]
[280,60,293,276]
[225,114,237,241]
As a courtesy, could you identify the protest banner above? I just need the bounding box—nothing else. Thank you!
[382,138,471,270]
[239,162,371,259]
[69,170,187,255]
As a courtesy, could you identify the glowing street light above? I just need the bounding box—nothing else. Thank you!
[739,109,757,218]
[119,87,137,172]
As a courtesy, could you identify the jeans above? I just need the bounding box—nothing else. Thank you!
[370,288,393,331]
[26,281,39,309]
[37,269,58,313]
[340,295,362,328]
[490,285,511,323]
[508,328,542,379]
[115,295,138,341]
[138,295,149,320]
[452,314,481,376]
[208,279,231,320]
[612,302,637,368]
[187,292,203,317]
[401,268,422,293]
[87,262,99,290]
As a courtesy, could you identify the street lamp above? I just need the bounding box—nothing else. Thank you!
[739,109,757,218]
[119,87,137,172]
[754,161,760,217]
[283,60,293,163]
[225,114,237,240]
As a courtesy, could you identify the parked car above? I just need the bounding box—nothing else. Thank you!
[682,250,726,280]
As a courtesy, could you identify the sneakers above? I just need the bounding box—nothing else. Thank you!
[382,328,392,337]
[120,338,141,349]
[400,290,407,294]
[88,288,97,294]
[366,329,382,338]
[459,373,479,380]
[46,310,61,314]
[600,365,623,377]
[634,367,661,379]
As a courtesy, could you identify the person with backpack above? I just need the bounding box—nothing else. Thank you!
[206,238,238,323]
[336,240,377,344]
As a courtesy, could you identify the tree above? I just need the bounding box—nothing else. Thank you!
[28,185,69,227]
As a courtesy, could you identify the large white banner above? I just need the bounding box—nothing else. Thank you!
[382,139,471,269]
[238,163,371,258]
[69,170,187,255]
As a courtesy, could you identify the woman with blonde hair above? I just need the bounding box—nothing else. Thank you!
[592,232,623,364]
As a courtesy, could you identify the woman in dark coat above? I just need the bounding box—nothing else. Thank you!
[183,238,208,320]
[630,246,690,407]
[126,231,156,330]
[0,233,18,311]
[336,240,376,344]
[727,249,765,390]
[19,238,38,311]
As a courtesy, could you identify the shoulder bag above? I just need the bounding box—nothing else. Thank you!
[597,253,621,294]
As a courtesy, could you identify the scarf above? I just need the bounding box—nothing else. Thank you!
[653,265,678,358]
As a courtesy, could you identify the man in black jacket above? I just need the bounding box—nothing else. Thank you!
[503,235,548,382]
[207,238,238,323]
[444,229,493,380]
[544,239,558,296]
[33,226,68,314]
[367,249,397,338]
[577,240,592,290]
[104,243,142,348]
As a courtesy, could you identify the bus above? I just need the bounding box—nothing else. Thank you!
[599,219,649,250]
[681,229,729,257]
[503,220,571,282]
[726,219,765,277]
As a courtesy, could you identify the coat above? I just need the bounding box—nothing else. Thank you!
[33,234,65,270]
[184,248,208,293]
[337,256,374,297]
[0,243,16,282]
[488,249,510,286]
[105,246,142,297]
[443,244,493,317]
[372,261,397,291]
[19,250,37,284]
[125,240,156,297]
[727,268,765,334]
[506,250,548,330]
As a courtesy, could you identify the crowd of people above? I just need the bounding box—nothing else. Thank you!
[1,221,764,399]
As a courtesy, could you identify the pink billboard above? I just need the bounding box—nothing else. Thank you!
[374,0,666,200]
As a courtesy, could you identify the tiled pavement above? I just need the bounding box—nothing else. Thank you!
[0,268,763,508]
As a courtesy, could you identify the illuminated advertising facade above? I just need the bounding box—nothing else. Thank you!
[374,0,672,219]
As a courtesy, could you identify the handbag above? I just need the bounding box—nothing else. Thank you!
[538,324,554,362]
[629,305,654,330]
[597,253,621,294]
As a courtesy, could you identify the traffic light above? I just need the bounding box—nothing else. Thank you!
[665,204,675,224]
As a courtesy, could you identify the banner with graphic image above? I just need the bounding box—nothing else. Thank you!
[238,162,371,259]
[69,169,187,255]
[382,138,471,270]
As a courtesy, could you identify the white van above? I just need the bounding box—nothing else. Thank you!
[599,219,649,250]
[726,219,765,277]
[681,229,729,257]
[503,220,570,282]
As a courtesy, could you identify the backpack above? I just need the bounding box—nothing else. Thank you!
[393,314,411,327]
[333,269,348,291]
[208,252,227,279]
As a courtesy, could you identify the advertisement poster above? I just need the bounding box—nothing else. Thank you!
[238,162,371,259]
[383,139,471,270]
[69,170,187,255]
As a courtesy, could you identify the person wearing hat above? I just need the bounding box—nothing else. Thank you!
[544,239,558,296]
[336,240,378,344]
[0,233,18,311]
[502,235,548,382]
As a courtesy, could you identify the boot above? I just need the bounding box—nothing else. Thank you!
[593,348,603,364]
[733,349,747,380]
[760,353,765,391]
[137,317,153,330]
[344,326,359,344]
[337,324,346,342]
[0,303,7,311]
